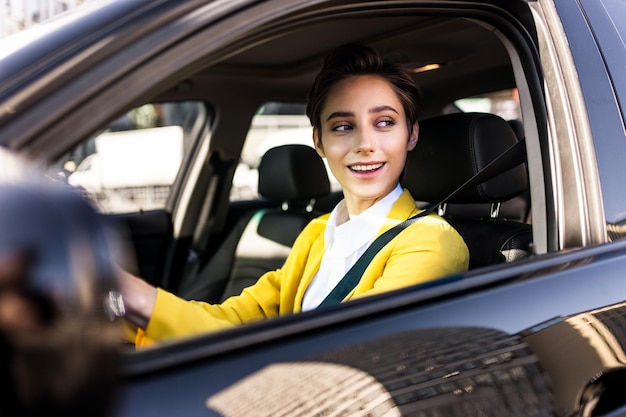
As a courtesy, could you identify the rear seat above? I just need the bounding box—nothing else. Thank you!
[178,144,332,303]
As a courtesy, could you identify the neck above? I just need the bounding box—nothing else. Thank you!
[343,185,401,216]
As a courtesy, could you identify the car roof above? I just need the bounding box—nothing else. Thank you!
[196,14,515,116]
[0,0,534,155]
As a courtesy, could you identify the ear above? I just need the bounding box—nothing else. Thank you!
[407,121,419,151]
[313,128,325,157]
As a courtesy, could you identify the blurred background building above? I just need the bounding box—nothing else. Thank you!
[0,0,89,38]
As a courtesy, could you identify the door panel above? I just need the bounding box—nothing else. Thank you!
[110,210,172,286]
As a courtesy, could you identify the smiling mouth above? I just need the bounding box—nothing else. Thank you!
[350,162,384,173]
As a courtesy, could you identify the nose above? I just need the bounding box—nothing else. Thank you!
[353,128,376,153]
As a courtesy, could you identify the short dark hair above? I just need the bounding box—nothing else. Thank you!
[306,44,421,138]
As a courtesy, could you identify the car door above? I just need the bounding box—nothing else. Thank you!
[3,0,626,416]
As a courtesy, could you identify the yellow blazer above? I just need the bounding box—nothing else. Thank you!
[134,189,469,347]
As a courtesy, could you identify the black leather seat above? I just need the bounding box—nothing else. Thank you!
[179,144,331,303]
[404,112,532,269]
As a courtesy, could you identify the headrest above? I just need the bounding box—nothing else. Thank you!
[507,119,525,140]
[404,113,528,204]
[258,144,330,201]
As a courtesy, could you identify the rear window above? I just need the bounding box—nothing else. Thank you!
[232,102,340,201]
[452,89,522,121]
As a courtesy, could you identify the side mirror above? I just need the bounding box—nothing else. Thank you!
[577,367,626,417]
[0,183,128,417]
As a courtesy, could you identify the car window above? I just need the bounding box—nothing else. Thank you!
[451,89,522,122]
[55,101,207,213]
[231,101,340,201]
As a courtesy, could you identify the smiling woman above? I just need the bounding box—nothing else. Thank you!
[118,44,469,347]
[312,75,417,215]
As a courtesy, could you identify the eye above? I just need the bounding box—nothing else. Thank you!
[332,123,353,132]
[376,118,395,128]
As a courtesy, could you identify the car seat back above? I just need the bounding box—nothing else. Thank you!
[404,112,532,269]
[179,144,331,303]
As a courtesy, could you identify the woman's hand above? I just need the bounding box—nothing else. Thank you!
[116,267,157,330]
[0,252,40,332]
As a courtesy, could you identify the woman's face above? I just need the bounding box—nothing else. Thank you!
[314,75,418,215]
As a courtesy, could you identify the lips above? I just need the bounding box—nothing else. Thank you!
[349,162,384,173]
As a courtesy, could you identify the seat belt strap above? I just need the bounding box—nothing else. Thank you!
[171,152,232,291]
[317,208,434,308]
[317,138,526,308]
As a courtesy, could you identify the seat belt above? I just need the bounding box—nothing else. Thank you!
[317,138,526,308]
[173,152,233,291]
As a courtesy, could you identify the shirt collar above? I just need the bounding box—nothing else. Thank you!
[324,184,403,251]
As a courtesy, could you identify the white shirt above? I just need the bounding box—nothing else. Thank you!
[301,184,404,311]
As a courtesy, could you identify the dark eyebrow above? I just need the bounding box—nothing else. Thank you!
[326,111,353,122]
[371,105,400,115]
[325,106,399,122]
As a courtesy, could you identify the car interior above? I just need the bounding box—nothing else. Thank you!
[58,2,542,307]
[177,144,334,303]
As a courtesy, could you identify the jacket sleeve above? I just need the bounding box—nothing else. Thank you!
[134,216,327,348]
[135,270,283,347]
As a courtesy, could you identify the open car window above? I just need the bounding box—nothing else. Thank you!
[120,8,537,347]
[232,101,340,201]
[0,0,556,349]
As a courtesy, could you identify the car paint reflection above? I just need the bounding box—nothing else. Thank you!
[206,301,626,417]
[523,301,626,416]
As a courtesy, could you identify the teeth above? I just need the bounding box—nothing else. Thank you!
[351,163,383,172]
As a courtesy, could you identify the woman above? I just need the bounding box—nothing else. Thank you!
[119,44,469,347]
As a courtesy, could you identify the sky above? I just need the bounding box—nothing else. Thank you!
[1,0,89,38]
